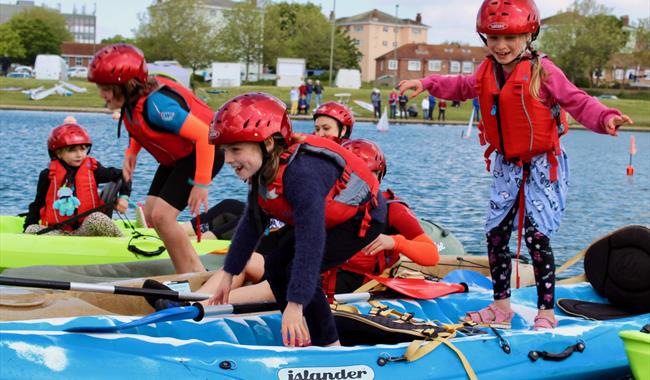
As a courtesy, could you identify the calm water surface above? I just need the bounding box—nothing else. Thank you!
[1,110,649,277]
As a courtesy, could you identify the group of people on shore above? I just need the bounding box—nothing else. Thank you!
[290,79,324,115]
[24,0,633,348]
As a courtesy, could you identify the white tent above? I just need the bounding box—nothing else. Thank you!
[148,62,192,89]
[335,69,361,89]
[211,62,241,87]
[276,58,305,87]
[34,55,68,81]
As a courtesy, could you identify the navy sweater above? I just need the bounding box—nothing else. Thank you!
[223,152,385,305]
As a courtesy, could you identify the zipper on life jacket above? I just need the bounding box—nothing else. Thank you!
[492,94,507,157]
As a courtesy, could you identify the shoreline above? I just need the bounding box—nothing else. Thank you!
[2,104,648,132]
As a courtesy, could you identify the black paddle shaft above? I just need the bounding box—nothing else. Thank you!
[0,276,192,301]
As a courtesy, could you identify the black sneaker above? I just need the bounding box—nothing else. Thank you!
[142,279,190,311]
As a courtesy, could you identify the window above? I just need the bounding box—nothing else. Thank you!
[428,60,441,72]
[355,25,363,32]
[353,39,361,46]
[645,70,650,80]
[383,26,389,32]
[388,60,397,70]
[392,41,397,47]
[75,57,83,66]
[412,28,421,35]
[383,41,388,46]
[450,61,461,73]
[614,69,624,80]
[408,61,421,71]
[462,61,474,73]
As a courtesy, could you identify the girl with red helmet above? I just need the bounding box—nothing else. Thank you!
[88,43,224,273]
[313,102,355,143]
[208,93,386,347]
[24,122,131,237]
[398,0,633,330]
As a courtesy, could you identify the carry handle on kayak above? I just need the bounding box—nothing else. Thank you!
[528,340,586,362]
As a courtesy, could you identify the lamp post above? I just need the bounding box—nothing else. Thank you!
[328,0,336,86]
[392,4,399,87]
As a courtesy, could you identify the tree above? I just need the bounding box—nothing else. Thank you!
[7,6,72,64]
[135,0,220,73]
[261,2,361,71]
[634,18,650,66]
[101,34,136,45]
[539,0,628,86]
[0,24,26,59]
[217,1,263,81]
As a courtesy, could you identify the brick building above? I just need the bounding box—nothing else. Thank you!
[375,43,487,81]
[61,42,107,68]
[337,9,428,82]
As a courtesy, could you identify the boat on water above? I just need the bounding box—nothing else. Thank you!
[0,282,645,379]
[0,215,230,271]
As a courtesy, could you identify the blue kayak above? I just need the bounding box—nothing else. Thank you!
[0,283,645,379]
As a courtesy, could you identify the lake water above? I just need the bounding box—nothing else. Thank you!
[1,110,649,277]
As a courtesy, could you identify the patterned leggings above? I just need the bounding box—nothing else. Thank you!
[486,200,555,310]
[25,212,123,237]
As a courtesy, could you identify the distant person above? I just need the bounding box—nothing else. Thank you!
[371,88,382,118]
[1,57,10,76]
[24,123,130,236]
[299,82,307,99]
[313,80,324,108]
[290,87,299,115]
[472,97,481,122]
[438,99,447,121]
[398,93,408,119]
[88,43,224,274]
[305,79,314,110]
[398,0,633,330]
[428,94,436,120]
[298,95,308,115]
[388,90,398,118]
[421,97,430,120]
[452,100,461,108]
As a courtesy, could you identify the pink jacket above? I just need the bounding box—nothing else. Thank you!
[420,57,621,134]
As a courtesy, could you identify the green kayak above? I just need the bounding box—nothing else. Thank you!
[0,215,230,271]
[619,328,650,380]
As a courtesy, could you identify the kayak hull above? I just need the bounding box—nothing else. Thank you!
[0,283,644,379]
[0,216,229,270]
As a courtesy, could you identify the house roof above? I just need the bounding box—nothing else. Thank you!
[337,9,428,28]
[375,43,488,62]
[61,42,108,56]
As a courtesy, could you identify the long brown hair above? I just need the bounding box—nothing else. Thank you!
[526,36,546,101]
[99,77,159,109]
[258,134,298,186]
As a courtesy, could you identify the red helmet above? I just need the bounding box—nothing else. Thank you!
[314,102,355,138]
[476,0,540,37]
[88,43,148,85]
[48,123,92,154]
[210,93,292,145]
[342,139,387,180]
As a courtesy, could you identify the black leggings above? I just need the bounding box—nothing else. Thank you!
[264,216,385,346]
[486,199,555,310]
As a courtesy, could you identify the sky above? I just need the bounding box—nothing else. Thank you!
[5,0,650,45]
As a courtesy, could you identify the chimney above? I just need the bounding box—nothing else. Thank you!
[621,15,629,27]
[415,13,422,24]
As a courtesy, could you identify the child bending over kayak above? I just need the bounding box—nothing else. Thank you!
[398,0,633,330]
[24,123,131,236]
[210,93,386,347]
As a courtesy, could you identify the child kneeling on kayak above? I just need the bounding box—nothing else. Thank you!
[24,123,131,236]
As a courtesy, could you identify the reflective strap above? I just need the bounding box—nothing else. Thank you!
[404,335,477,380]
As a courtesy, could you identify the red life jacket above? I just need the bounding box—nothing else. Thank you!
[322,189,406,301]
[40,157,103,230]
[123,76,215,166]
[257,134,380,237]
[475,56,569,181]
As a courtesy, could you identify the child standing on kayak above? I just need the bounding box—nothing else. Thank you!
[209,93,386,347]
[399,0,632,329]
[87,44,224,273]
[24,123,130,236]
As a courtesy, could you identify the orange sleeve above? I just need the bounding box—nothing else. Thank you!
[178,113,216,186]
[124,137,142,156]
[392,233,439,266]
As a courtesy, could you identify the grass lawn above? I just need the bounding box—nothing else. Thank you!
[2,77,649,128]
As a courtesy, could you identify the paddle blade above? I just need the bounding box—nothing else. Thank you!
[443,269,493,290]
[366,275,466,299]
